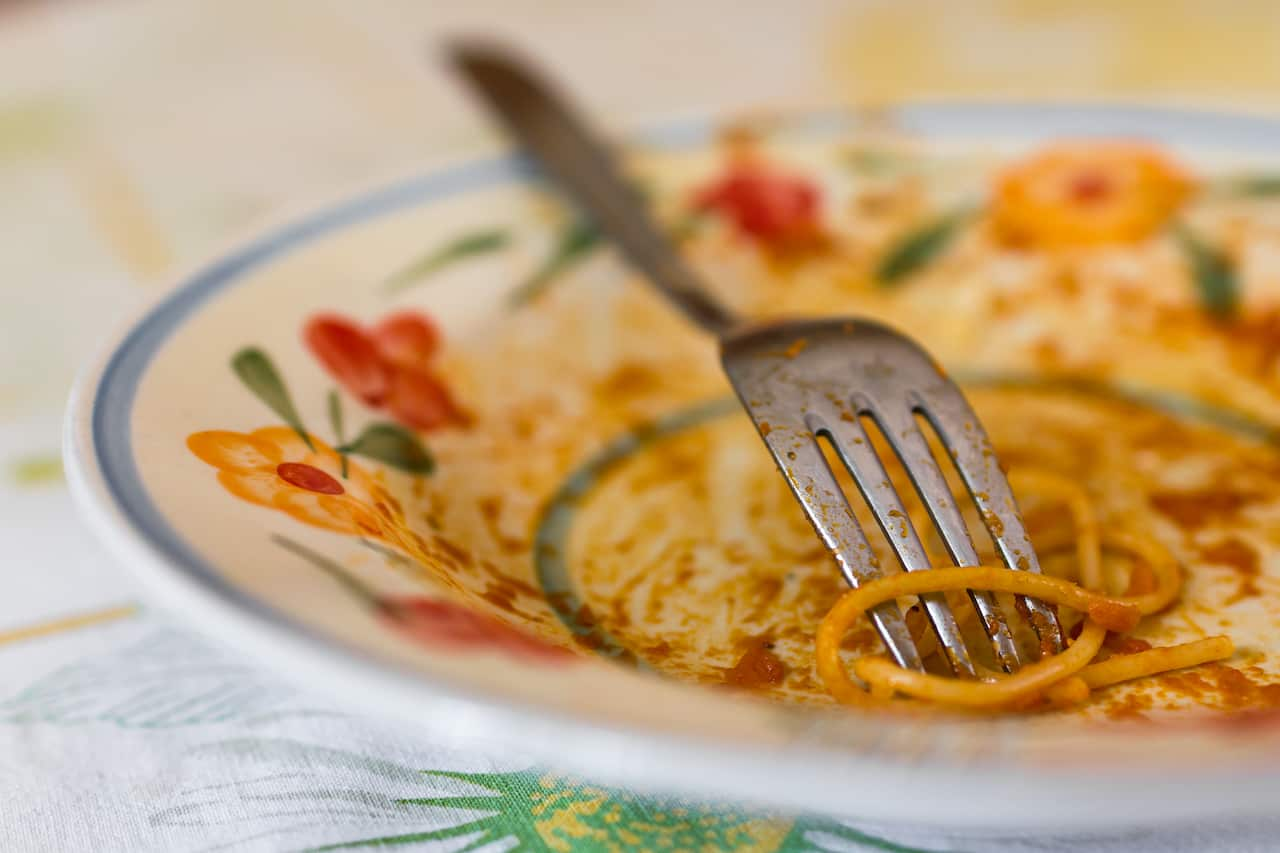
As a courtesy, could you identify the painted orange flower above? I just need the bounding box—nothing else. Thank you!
[187,426,395,536]
[991,141,1195,249]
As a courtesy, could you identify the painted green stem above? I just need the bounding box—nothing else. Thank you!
[271,534,380,607]
[327,389,348,478]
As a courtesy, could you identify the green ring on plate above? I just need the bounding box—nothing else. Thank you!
[533,373,1280,664]
[533,396,739,663]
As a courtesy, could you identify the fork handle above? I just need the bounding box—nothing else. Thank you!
[450,42,741,338]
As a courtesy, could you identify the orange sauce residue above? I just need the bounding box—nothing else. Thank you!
[724,636,788,689]
[596,363,663,401]
[1105,634,1153,655]
[1154,664,1280,713]
[1124,561,1158,597]
[782,338,808,359]
[1149,487,1257,529]
[1200,537,1262,604]
[1103,689,1155,721]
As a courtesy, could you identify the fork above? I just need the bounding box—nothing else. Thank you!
[451,43,1064,676]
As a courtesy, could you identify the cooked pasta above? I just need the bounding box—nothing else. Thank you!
[814,468,1234,710]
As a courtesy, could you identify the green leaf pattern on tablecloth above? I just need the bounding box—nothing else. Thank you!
[150,737,940,852]
[1,623,936,851]
[7,452,63,486]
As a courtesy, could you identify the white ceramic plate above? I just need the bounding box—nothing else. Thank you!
[66,104,1280,829]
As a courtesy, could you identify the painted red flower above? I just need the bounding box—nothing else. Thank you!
[304,310,467,431]
[371,311,442,369]
[379,597,575,664]
[305,315,389,406]
[693,161,823,246]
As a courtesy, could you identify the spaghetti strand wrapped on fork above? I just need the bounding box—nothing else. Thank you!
[815,468,1234,710]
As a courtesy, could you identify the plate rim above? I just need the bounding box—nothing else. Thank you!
[63,101,1280,826]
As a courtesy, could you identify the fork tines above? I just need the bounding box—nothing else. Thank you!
[722,318,1065,676]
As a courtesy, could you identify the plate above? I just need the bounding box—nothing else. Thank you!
[66,104,1280,828]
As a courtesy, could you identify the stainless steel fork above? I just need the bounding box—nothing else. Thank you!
[451,42,1064,675]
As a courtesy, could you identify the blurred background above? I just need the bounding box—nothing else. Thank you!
[5,0,1280,653]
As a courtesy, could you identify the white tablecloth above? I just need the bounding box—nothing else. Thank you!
[4,2,1279,849]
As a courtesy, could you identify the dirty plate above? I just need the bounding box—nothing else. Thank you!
[66,104,1280,828]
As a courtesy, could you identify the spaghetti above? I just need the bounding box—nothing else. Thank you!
[814,469,1234,710]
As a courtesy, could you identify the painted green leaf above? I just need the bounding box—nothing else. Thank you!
[875,208,973,286]
[383,228,510,294]
[272,534,379,607]
[231,348,313,449]
[340,423,434,474]
[359,538,413,567]
[509,219,600,307]
[1212,175,1280,198]
[1176,225,1238,319]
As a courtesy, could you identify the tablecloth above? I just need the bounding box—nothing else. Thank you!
[5,1,1280,849]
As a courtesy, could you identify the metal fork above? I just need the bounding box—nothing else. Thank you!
[451,43,1064,675]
